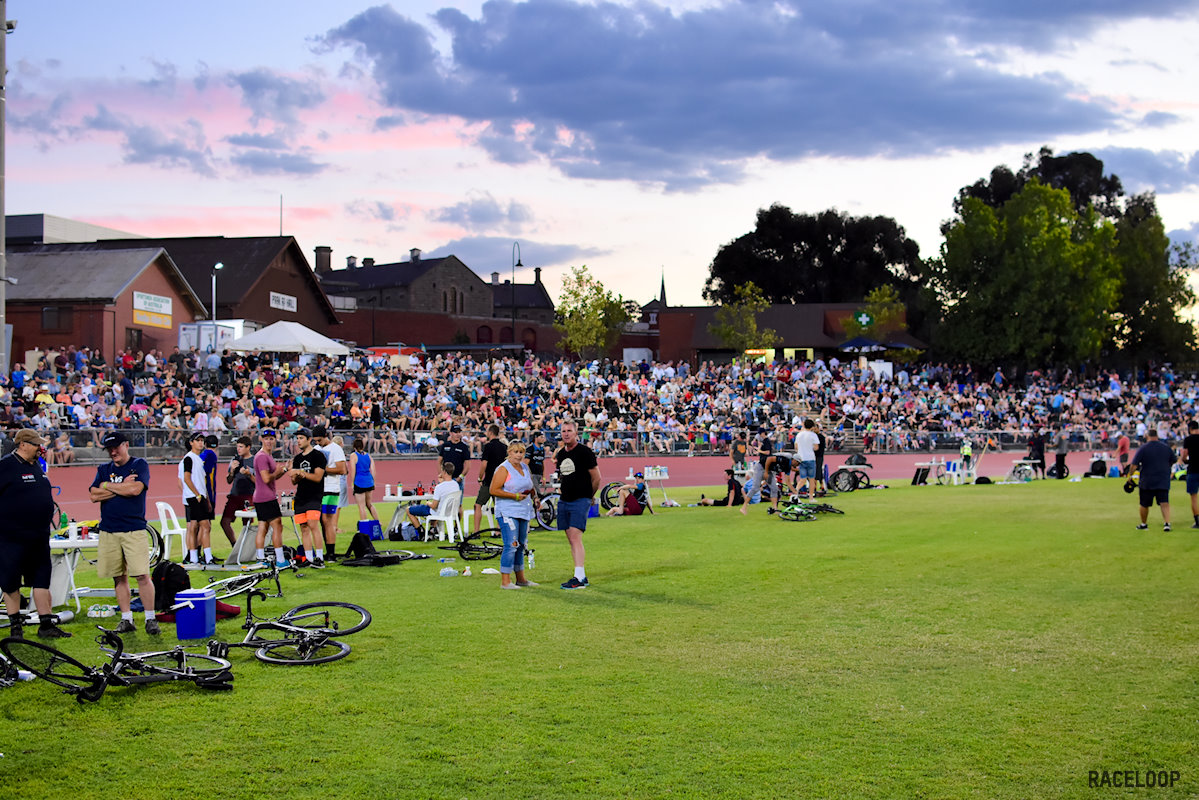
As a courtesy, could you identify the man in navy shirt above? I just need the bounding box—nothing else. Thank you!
[0,429,71,639]
[89,431,158,634]
[1131,428,1175,532]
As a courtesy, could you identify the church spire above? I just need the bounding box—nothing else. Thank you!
[659,268,667,306]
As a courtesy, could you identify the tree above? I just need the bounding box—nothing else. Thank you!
[703,205,924,314]
[707,281,781,354]
[842,285,907,344]
[955,147,1124,221]
[1110,193,1196,363]
[554,265,631,359]
[929,180,1121,365]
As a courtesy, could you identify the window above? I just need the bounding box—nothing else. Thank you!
[476,325,493,344]
[459,293,465,314]
[443,292,448,312]
[499,326,514,344]
[41,306,73,332]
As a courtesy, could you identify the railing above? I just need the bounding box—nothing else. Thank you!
[14,423,1130,466]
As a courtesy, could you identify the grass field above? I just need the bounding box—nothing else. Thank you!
[2,480,1197,799]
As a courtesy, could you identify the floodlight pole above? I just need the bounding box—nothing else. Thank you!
[0,3,13,374]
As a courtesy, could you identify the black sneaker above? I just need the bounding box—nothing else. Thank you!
[1192,522,1199,529]
[310,558,326,569]
[7,624,23,640]
[561,576,588,590]
[1135,523,1148,530]
[145,619,161,636]
[114,619,136,634]
[37,623,72,639]
[203,556,219,566]
[1163,523,1172,532]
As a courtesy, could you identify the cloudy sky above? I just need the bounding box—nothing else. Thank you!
[7,0,1199,306]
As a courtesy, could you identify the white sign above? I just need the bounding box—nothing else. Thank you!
[133,291,172,315]
[270,292,297,313]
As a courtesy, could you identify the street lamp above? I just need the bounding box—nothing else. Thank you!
[211,261,223,352]
[511,242,522,353]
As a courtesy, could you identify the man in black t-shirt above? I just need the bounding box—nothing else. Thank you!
[1131,428,1174,532]
[437,424,471,490]
[474,424,509,533]
[700,468,746,513]
[525,431,547,493]
[554,419,600,590]
[1,430,71,639]
[219,436,256,546]
[1180,420,1199,528]
[287,429,328,567]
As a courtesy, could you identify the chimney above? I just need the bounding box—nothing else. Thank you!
[491,271,500,285]
[409,248,421,262]
[347,255,358,269]
[363,258,375,268]
[534,267,542,284]
[314,246,332,274]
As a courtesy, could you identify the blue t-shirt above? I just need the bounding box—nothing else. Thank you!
[91,457,151,531]
[202,448,219,503]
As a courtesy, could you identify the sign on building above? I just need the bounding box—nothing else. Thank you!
[270,292,298,313]
[133,291,173,329]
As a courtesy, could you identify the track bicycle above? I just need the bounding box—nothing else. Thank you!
[533,490,559,530]
[439,528,505,560]
[206,591,371,666]
[768,498,844,522]
[599,481,624,510]
[0,626,233,703]
[202,558,295,602]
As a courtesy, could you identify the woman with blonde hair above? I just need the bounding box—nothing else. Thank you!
[489,440,537,589]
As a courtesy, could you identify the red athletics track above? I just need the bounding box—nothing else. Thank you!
[47,450,1108,522]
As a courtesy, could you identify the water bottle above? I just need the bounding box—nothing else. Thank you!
[437,557,456,563]
[462,566,472,577]
[439,566,458,577]
[16,669,35,682]
[527,550,535,570]
[384,483,391,497]
[397,482,403,496]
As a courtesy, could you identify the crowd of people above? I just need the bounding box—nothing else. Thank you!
[1,344,1192,468]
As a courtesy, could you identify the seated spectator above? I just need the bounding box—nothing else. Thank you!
[405,460,461,535]
[50,431,75,464]
[606,472,654,517]
[700,469,747,515]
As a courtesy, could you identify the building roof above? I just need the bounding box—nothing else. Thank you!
[10,236,338,323]
[492,280,555,311]
[316,257,451,292]
[5,213,145,245]
[5,248,207,315]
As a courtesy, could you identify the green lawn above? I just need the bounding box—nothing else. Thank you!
[3,480,1197,799]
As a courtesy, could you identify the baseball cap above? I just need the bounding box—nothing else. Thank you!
[450,424,463,433]
[101,431,128,449]
[14,429,47,447]
[260,428,277,438]
[634,471,644,478]
[204,435,220,447]
[189,432,206,442]
[296,427,312,439]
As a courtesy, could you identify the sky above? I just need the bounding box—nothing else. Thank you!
[6,0,1199,308]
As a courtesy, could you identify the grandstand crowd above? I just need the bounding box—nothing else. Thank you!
[0,343,1188,462]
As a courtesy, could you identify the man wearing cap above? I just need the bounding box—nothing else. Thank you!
[437,424,471,491]
[604,471,654,517]
[89,431,158,635]
[0,430,72,639]
[312,425,347,560]
[252,429,289,567]
[179,432,216,565]
[286,428,328,568]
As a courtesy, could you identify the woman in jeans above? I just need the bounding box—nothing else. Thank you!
[489,441,537,590]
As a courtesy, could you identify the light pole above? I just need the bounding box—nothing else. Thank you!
[0,6,15,375]
[511,241,522,354]
[210,261,223,352]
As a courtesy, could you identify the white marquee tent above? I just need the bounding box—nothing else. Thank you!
[225,321,350,356]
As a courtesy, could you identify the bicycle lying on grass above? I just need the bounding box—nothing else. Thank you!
[202,558,295,602]
[205,591,371,666]
[0,627,233,703]
[767,499,845,522]
[439,528,504,560]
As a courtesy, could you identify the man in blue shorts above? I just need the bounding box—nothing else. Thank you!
[1131,428,1174,532]
[554,419,601,589]
[406,460,460,536]
[1180,420,1199,529]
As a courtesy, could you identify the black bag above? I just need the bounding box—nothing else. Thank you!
[151,561,191,613]
[344,531,377,560]
[340,552,402,567]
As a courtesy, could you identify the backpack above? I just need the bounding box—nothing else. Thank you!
[152,561,191,613]
[344,531,377,560]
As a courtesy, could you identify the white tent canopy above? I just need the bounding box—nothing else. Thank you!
[226,321,350,356]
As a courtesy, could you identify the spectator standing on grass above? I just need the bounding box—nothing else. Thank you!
[437,424,471,491]
[474,424,508,534]
[252,430,289,567]
[351,438,378,526]
[287,429,327,567]
[1116,431,1131,476]
[89,431,158,635]
[555,418,600,590]
[1052,426,1069,479]
[1178,420,1199,529]
[219,435,256,547]
[0,430,72,639]
[180,433,216,565]
[312,425,346,560]
[1132,428,1174,531]
[795,419,821,499]
[491,441,538,590]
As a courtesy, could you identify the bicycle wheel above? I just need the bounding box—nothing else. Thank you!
[205,572,261,602]
[0,638,98,691]
[126,651,234,679]
[852,470,872,489]
[535,494,559,530]
[814,503,844,515]
[458,529,504,561]
[1047,463,1070,479]
[830,469,857,493]
[255,637,351,665]
[778,509,816,522]
[375,549,421,561]
[279,602,371,635]
[599,481,623,510]
[144,525,164,568]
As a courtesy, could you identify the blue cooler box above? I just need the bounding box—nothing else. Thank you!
[175,588,216,640]
[358,519,383,541]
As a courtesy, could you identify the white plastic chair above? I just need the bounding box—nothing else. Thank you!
[425,491,464,543]
[461,498,497,532]
[945,460,961,485]
[155,501,188,562]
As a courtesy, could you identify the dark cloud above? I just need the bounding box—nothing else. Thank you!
[1090,147,1199,193]
[421,236,607,275]
[230,148,328,176]
[140,60,178,93]
[81,104,127,132]
[122,119,216,177]
[227,68,326,127]
[8,91,73,139]
[432,192,533,232]
[324,0,1174,188]
[1142,111,1182,128]
[225,131,290,149]
[345,199,402,223]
